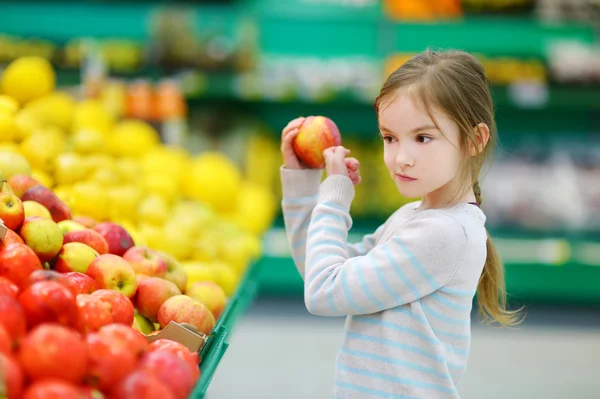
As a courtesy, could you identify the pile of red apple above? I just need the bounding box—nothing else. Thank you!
[0,177,225,398]
[0,277,201,399]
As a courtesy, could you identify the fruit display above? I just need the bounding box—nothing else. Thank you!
[0,55,277,397]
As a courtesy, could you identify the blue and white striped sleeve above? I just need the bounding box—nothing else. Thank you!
[281,167,324,279]
[304,175,468,317]
[346,225,385,258]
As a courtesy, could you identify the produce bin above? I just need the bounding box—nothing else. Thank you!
[189,262,260,398]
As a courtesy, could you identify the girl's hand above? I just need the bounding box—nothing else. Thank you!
[323,146,361,185]
[281,117,306,169]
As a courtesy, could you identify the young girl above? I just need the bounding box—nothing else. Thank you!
[280,49,522,398]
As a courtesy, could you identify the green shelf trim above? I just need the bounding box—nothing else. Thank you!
[193,329,229,399]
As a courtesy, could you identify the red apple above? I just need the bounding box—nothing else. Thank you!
[91,289,134,326]
[147,339,199,381]
[78,385,104,399]
[157,295,215,335]
[23,200,52,220]
[57,220,86,235]
[97,324,148,359]
[76,294,113,334]
[62,272,97,295]
[92,222,134,256]
[137,351,197,399]
[17,324,88,383]
[72,216,97,229]
[85,331,137,392]
[85,254,137,298]
[0,325,11,354]
[109,370,175,399]
[54,242,99,274]
[21,185,71,223]
[0,244,43,289]
[24,269,64,288]
[0,184,24,231]
[0,353,24,399]
[7,174,41,198]
[0,229,24,249]
[186,281,227,320]
[63,229,109,255]
[0,276,19,299]
[292,115,342,168]
[123,246,168,278]
[158,251,187,292]
[135,277,181,322]
[21,380,83,399]
[19,216,63,262]
[18,281,78,329]
[0,296,27,347]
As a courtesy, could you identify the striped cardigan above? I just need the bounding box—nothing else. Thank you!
[282,168,488,398]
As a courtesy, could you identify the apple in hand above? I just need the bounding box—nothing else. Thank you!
[75,294,113,334]
[157,295,215,335]
[92,289,134,325]
[18,281,78,329]
[63,229,109,255]
[292,115,342,168]
[0,244,43,289]
[135,277,181,322]
[53,242,99,274]
[19,216,63,262]
[62,272,97,295]
[17,324,88,384]
[158,251,187,292]
[85,254,137,298]
[0,183,24,231]
[93,222,135,256]
[123,246,167,278]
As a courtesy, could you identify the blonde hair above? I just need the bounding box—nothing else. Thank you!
[375,49,523,327]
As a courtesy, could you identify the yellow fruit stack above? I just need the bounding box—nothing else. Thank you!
[0,56,277,296]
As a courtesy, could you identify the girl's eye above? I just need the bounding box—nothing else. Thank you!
[383,136,396,143]
[416,135,432,143]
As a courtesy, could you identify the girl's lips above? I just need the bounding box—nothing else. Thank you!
[396,174,416,182]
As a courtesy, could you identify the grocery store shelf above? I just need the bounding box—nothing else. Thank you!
[255,228,600,304]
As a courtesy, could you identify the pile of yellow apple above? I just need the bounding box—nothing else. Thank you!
[0,56,278,299]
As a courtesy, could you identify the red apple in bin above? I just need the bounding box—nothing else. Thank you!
[18,281,78,329]
[86,254,138,298]
[97,324,148,359]
[292,116,342,168]
[92,289,134,325]
[19,216,63,262]
[21,185,71,223]
[75,294,113,334]
[0,276,19,299]
[157,294,215,335]
[62,272,97,295]
[123,246,168,278]
[93,222,135,256]
[17,324,88,384]
[7,174,40,198]
[135,277,181,322]
[0,352,24,399]
[72,216,97,229]
[0,229,24,249]
[137,351,198,399]
[187,281,227,320]
[53,242,99,274]
[0,183,24,231]
[110,370,175,399]
[63,229,109,255]
[0,296,27,346]
[0,325,11,355]
[0,244,43,289]
[147,339,199,381]
[21,380,83,399]
[85,331,138,392]
[159,251,187,293]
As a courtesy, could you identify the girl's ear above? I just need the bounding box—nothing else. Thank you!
[470,123,490,156]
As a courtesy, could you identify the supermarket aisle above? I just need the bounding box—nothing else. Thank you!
[207,299,600,399]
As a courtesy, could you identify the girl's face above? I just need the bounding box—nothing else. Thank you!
[378,92,466,206]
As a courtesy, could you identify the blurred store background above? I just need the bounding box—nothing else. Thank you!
[1,0,599,398]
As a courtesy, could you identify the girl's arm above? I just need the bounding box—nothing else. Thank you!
[281,167,323,279]
[304,175,468,317]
